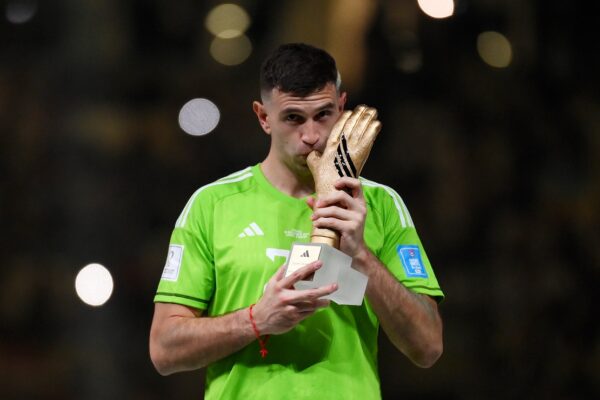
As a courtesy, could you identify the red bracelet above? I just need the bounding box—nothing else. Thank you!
[249,304,270,358]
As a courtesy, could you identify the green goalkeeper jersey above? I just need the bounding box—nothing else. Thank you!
[154,164,443,399]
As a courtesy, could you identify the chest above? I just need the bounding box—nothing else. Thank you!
[212,195,312,284]
[207,194,384,313]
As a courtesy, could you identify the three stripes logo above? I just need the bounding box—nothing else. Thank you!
[300,250,310,258]
[238,222,264,238]
[334,134,358,178]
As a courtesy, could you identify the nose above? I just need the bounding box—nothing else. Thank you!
[300,120,320,146]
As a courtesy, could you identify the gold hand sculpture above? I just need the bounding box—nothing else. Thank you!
[307,105,382,249]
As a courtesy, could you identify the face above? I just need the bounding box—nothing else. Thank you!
[253,83,347,175]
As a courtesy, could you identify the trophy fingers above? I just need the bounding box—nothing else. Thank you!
[340,105,367,142]
[306,150,321,173]
[329,110,353,145]
[348,116,381,178]
[340,105,368,141]
[364,120,382,143]
[352,107,379,143]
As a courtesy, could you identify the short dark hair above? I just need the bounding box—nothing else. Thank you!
[260,43,339,98]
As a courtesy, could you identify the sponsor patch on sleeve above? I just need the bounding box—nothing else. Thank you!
[161,244,184,281]
[396,245,428,278]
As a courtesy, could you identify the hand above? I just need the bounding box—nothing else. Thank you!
[306,105,381,246]
[252,261,338,335]
[307,105,381,196]
[307,177,369,259]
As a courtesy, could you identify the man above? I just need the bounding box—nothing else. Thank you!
[150,43,443,399]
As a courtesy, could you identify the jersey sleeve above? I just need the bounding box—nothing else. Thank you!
[375,185,444,302]
[154,188,215,310]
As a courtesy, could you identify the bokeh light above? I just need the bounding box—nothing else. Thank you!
[394,31,422,73]
[5,0,37,24]
[178,98,221,136]
[417,0,454,19]
[210,35,252,66]
[205,3,251,39]
[477,31,513,68]
[75,263,114,307]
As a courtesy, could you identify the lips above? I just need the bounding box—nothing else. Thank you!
[298,145,324,159]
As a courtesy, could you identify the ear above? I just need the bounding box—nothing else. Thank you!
[338,92,347,112]
[253,101,271,134]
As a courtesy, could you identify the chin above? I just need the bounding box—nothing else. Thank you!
[295,154,308,164]
[293,158,312,173]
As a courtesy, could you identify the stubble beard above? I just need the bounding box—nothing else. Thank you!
[284,153,314,184]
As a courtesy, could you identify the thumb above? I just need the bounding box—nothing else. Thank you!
[307,150,322,171]
[274,263,287,281]
[263,264,286,295]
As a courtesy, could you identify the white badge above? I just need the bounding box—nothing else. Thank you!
[161,245,184,281]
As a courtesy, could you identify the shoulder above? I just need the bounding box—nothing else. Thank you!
[194,166,256,200]
[360,177,400,203]
[360,177,415,229]
[175,166,256,228]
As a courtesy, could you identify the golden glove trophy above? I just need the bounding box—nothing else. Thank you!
[285,105,381,305]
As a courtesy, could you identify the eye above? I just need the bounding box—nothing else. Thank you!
[285,114,304,124]
[315,110,332,120]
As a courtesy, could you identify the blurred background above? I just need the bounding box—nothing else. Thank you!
[1,0,599,398]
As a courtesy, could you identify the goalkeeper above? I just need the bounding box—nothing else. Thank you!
[150,43,444,400]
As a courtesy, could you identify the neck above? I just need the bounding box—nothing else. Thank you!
[261,153,315,198]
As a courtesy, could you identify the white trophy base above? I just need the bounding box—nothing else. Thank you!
[285,242,368,306]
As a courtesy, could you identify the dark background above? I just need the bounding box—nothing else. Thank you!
[1,0,598,398]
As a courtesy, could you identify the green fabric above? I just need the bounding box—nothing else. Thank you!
[154,164,443,399]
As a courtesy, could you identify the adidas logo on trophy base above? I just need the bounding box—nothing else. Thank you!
[284,242,368,306]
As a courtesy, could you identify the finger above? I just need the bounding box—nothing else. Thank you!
[314,188,355,209]
[289,283,338,303]
[329,110,353,144]
[264,264,288,294]
[340,105,368,141]
[297,309,317,318]
[268,264,288,285]
[352,107,378,143]
[313,217,359,235]
[359,120,382,153]
[334,177,364,200]
[291,299,325,312]
[312,206,356,222]
[280,260,323,288]
[314,298,331,308]
[334,177,361,192]
[294,301,328,316]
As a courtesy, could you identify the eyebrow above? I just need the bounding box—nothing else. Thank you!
[280,102,336,116]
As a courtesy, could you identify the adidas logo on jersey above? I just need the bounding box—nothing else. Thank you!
[300,250,310,257]
[238,222,264,238]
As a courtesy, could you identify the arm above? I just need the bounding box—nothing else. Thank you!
[149,261,337,375]
[353,249,443,368]
[149,303,253,375]
[309,178,443,368]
